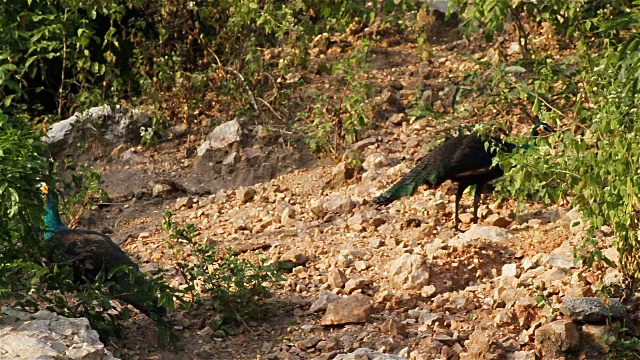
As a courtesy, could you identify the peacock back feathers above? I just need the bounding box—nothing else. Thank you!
[43,184,166,317]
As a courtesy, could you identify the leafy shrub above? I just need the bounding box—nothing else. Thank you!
[0,113,51,301]
[162,210,282,332]
[452,0,640,284]
[304,41,374,154]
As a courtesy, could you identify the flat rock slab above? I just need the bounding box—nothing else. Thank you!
[320,294,372,326]
[560,297,625,323]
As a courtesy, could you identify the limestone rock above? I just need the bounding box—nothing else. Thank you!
[0,308,118,360]
[309,291,340,313]
[237,186,256,203]
[44,105,150,157]
[198,119,243,156]
[380,318,407,336]
[320,294,372,326]
[280,249,309,266]
[327,161,355,188]
[328,268,347,289]
[534,320,580,358]
[388,253,430,290]
[484,214,511,228]
[363,153,392,171]
[344,277,370,294]
[449,225,512,249]
[460,328,506,360]
[310,199,327,219]
[325,194,357,215]
[175,196,194,210]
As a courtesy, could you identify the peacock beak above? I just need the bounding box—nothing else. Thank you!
[40,183,49,195]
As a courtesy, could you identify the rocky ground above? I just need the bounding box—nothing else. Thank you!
[40,14,639,360]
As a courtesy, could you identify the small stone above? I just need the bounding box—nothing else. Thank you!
[198,327,214,336]
[152,182,173,197]
[316,338,341,351]
[421,285,437,297]
[281,249,308,266]
[328,268,347,289]
[511,350,536,360]
[344,277,370,294]
[325,194,356,214]
[502,263,518,278]
[369,237,384,249]
[354,260,367,271]
[237,186,256,203]
[347,213,365,232]
[327,161,355,188]
[459,213,474,224]
[175,196,194,210]
[388,113,407,125]
[351,137,377,151]
[380,318,407,336]
[122,148,146,164]
[485,213,511,228]
[369,216,386,227]
[281,206,296,226]
[388,253,430,290]
[138,232,150,239]
[433,332,457,346]
[309,291,340,313]
[295,336,321,349]
[462,329,506,359]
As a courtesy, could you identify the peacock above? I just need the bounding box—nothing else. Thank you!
[372,122,555,230]
[42,183,166,318]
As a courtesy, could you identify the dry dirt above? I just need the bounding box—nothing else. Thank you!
[59,15,627,360]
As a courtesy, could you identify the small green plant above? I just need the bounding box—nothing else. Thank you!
[57,163,108,229]
[162,210,282,333]
[533,285,556,316]
[140,126,158,148]
[606,320,640,359]
[305,40,374,154]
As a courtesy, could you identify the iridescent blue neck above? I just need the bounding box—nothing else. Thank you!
[44,191,66,240]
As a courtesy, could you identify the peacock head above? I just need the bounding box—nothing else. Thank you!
[40,181,66,237]
[530,122,555,137]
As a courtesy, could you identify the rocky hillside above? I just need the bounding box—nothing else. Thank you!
[43,15,638,360]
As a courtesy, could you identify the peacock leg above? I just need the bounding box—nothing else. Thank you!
[454,184,467,231]
[473,183,483,224]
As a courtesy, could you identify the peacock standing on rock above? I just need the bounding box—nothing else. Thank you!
[42,183,166,318]
[372,122,555,230]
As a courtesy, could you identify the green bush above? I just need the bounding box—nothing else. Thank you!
[452,0,640,284]
[162,210,282,333]
[0,113,51,301]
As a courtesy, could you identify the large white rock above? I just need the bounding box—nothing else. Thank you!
[388,253,430,290]
[0,308,118,360]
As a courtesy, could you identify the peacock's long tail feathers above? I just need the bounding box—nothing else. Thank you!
[115,274,167,318]
[372,153,446,206]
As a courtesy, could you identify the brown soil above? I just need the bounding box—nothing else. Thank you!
[55,14,619,360]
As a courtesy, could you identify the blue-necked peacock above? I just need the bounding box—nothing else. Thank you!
[42,183,166,318]
[372,122,555,230]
